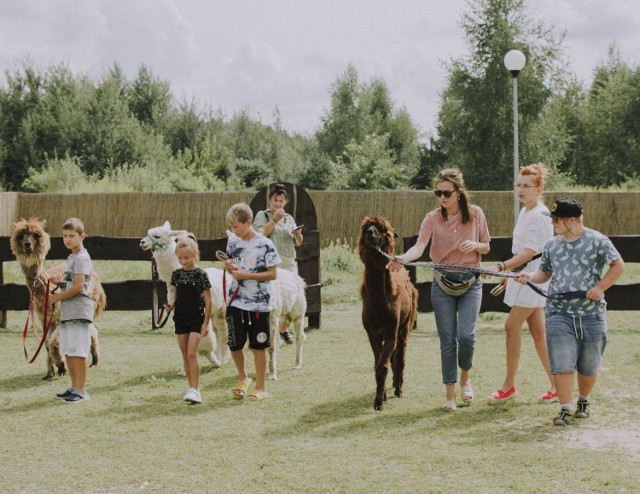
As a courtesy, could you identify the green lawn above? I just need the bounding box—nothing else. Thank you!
[1,247,639,493]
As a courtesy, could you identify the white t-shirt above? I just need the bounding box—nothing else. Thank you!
[504,203,554,308]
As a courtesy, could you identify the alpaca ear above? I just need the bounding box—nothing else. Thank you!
[169,229,188,239]
[162,220,171,230]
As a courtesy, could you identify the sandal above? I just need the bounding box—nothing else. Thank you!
[280,331,294,345]
[461,383,474,404]
[442,399,457,412]
[246,390,270,402]
[232,378,252,399]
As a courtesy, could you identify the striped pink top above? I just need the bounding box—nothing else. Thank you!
[417,205,490,266]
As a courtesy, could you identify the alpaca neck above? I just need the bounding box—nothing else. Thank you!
[20,259,44,284]
[363,261,392,295]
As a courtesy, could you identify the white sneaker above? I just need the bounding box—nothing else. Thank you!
[183,388,202,404]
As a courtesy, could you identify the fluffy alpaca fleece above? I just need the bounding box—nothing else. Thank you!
[358,216,418,411]
[140,221,230,369]
[10,218,106,380]
[268,268,307,380]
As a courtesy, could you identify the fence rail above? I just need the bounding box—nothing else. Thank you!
[403,236,640,313]
[0,233,321,329]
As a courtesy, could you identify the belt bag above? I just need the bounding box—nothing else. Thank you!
[433,270,478,297]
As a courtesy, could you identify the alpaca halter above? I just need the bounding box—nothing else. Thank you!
[373,245,587,301]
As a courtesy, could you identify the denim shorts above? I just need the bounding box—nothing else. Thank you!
[546,312,608,376]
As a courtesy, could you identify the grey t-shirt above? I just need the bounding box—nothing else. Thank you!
[59,248,94,322]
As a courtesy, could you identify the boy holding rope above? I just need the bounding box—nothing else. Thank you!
[48,218,95,404]
[515,198,624,425]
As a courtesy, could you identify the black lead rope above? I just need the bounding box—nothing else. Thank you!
[375,246,587,301]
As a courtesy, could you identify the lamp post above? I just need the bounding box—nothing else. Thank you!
[504,49,526,224]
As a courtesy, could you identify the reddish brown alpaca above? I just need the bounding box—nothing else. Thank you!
[358,216,418,410]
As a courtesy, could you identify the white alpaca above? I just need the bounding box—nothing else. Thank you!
[268,268,307,380]
[140,221,230,370]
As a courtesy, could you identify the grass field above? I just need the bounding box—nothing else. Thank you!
[1,247,639,493]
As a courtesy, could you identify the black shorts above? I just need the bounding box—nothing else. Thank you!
[226,306,271,351]
[174,320,204,335]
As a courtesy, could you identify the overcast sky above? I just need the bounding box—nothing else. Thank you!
[2,0,639,140]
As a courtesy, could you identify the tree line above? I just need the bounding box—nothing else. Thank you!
[0,0,638,194]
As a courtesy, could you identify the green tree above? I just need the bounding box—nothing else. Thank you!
[315,64,420,189]
[571,48,640,187]
[436,0,564,190]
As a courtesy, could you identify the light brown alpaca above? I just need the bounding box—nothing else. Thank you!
[358,216,418,411]
[10,218,106,380]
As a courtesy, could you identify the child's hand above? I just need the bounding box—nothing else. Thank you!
[224,259,238,273]
[201,324,210,336]
[164,303,173,311]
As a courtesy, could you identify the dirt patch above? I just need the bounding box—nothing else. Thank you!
[565,426,640,460]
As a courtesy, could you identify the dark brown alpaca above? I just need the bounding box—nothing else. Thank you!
[358,216,418,411]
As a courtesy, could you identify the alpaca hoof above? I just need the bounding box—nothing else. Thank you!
[42,375,54,381]
[374,401,384,411]
[57,366,66,377]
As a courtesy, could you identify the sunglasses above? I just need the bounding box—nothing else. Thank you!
[434,189,456,198]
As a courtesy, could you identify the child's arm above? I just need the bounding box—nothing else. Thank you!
[588,257,624,301]
[230,265,277,282]
[49,274,85,304]
[201,288,212,336]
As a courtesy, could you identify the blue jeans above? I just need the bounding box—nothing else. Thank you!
[431,275,482,384]
[545,312,608,376]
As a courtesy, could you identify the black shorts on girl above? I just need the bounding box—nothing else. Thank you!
[174,320,204,335]
[226,306,271,351]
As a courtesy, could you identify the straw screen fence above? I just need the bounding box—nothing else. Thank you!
[1,191,638,245]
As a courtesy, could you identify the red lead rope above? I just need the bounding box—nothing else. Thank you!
[22,279,55,363]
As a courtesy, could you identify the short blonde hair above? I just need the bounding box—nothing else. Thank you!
[226,202,253,225]
[175,236,200,262]
[62,217,85,234]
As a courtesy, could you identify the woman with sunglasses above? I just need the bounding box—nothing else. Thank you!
[389,168,490,412]
[486,163,556,406]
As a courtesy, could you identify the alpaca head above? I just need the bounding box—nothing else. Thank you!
[358,216,397,264]
[140,221,189,253]
[10,218,51,275]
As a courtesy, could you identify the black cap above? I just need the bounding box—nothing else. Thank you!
[542,198,583,218]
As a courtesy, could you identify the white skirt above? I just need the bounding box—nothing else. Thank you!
[503,274,549,308]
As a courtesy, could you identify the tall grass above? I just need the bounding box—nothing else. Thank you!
[1,246,639,493]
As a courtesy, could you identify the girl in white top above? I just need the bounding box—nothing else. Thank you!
[487,163,556,405]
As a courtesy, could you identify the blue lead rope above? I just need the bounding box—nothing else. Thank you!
[375,246,587,301]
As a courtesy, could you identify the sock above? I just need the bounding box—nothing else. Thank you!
[561,403,572,411]
[578,394,589,401]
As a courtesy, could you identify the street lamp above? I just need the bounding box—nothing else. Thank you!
[504,49,526,224]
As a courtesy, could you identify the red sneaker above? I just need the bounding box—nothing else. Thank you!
[488,386,517,405]
[538,390,559,404]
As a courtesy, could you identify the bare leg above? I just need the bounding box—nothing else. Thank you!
[526,308,555,391]
[251,348,268,395]
[500,306,534,391]
[185,333,202,390]
[231,349,251,397]
[554,372,574,405]
[577,373,597,398]
[66,356,87,394]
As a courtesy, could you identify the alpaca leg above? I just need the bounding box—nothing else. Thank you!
[392,327,409,398]
[212,312,230,365]
[199,325,221,368]
[89,324,100,367]
[292,316,306,370]
[375,337,398,410]
[49,327,66,379]
[268,314,279,380]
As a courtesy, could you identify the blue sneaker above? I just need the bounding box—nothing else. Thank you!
[56,388,73,399]
[64,391,90,404]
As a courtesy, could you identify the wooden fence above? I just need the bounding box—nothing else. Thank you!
[403,235,640,313]
[0,233,321,329]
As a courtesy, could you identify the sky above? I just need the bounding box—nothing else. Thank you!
[1,0,639,141]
